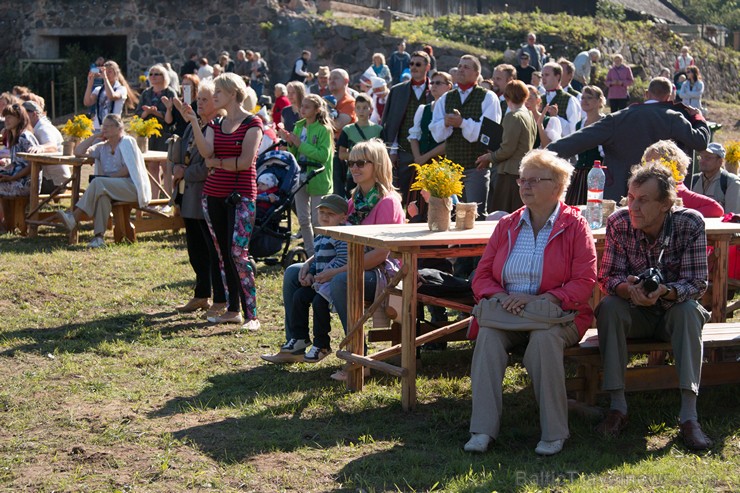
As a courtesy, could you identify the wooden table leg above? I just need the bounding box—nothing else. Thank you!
[28,160,40,237]
[710,238,729,322]
[401,251,418,411]
[346,242,365,391]
[67,165,83,244]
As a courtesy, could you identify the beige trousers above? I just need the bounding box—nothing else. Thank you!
[75,177,138,235]
[470,322,580,441]
[596,296,709,394]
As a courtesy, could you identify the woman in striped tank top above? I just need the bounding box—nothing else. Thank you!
[182,73,263,332]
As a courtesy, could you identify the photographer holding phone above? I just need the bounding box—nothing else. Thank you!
[594,162,712,450]
[83,60,137,131]
[181,73,263,332]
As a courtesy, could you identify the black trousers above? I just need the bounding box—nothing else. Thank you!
[291,286,332,349]
[205,196,244,314]
[184,217,226,302]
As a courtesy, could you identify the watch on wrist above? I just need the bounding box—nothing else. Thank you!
[661,286,673,299]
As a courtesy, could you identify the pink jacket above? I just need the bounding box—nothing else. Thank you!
[472,202,598,336]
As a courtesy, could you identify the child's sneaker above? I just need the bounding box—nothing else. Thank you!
[260,338,310,364]
[304,346,331,363]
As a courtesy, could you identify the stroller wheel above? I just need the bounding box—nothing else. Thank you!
[283,247,308,269]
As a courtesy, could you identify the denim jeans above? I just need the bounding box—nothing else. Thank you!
[329,270,378,333]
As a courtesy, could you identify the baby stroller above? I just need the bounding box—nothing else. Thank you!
[249,147,326,269]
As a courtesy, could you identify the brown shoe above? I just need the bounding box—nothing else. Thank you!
[176,297,210,313]
[679,420,713,450]
[205,302,228,319]
[595,410,628,437]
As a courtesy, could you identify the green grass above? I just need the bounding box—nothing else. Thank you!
[0,229,738,492]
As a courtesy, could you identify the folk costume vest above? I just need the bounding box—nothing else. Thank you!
[444,86,488,169]
[397,86,427,153]
[541,89,573,121]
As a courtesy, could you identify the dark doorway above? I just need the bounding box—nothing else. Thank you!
[59,35,128,72]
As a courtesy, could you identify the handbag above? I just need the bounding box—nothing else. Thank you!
[471,297,576,333]
[166,134,183,165]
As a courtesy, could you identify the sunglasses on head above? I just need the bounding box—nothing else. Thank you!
[347,159,371,169]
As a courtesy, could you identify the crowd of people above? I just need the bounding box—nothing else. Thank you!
[0,34,736,456]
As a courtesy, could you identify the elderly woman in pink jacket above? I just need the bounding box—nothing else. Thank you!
[464,149,597,457]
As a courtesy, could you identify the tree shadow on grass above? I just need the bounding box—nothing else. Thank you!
[0,310,219,356]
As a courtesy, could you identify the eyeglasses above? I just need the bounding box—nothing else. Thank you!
[516,177,553,186]
[430,80,450,86]
[409,62,426,68]
[348,160,371,169]
[150,72,163,76]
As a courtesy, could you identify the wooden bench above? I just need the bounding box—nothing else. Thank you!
[111,198,184,243]
[565,323,740,406]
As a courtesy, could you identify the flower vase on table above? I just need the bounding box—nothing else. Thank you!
[427,196,452,231]
[136,135,149,154]
[409,157,464,232]
[62,140,77,156]
[61,114,93,155]
[129,116,162,155]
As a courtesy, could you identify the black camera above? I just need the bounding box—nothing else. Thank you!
[225,191,242,207]
[635,267,664,294]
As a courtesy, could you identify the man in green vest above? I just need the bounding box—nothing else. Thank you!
[557,58,583,101]
[540,62,580,137]
[430,54,502,217]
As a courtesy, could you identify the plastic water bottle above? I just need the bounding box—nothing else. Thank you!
[586,161,606,229]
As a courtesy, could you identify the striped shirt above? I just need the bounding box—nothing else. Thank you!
[309,234,348,275]
[599,208,708,309]
[202,116,263,199]
[503,206,560,295]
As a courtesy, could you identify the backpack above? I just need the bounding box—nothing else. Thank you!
[691,170,728,195]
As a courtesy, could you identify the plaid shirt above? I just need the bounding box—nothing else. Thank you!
[599,207,708,310]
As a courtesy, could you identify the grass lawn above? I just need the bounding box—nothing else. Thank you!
[0,225,738,493]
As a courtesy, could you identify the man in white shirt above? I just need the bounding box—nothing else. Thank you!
[22,101,69,194]
[430,54,501,217]
[540,62,580,137]
[691,143,740,213]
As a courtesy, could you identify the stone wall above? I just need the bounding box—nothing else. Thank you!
[0,1,735,101]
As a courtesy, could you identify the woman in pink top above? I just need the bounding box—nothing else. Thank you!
[605,54,633,113]
[328,138,405,380]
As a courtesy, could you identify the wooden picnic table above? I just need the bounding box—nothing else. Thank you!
[316,217,740,411]
[19,150,168,244]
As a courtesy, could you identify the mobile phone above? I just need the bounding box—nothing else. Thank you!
[90,67,100,74]
[183,85,192,105]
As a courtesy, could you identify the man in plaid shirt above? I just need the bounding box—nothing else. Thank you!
[595,163,712,450]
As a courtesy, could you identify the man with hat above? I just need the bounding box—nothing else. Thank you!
[691,142,740,213]
[309,66,331,97]
[370,77,389,124]
[23,100,69,194]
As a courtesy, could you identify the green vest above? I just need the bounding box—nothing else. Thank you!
[444,86,488,169]
[418,104,440,155]
[540,89,573,120]
[398,89,425,153]
[566,86,581,98]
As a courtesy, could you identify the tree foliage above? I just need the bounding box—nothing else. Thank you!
[676,0,740,31]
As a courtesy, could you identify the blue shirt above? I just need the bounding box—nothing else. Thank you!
[503,206,561,295]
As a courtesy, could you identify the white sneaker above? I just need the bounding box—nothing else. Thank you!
[535,438,565,456]
[279,338,311,356]
[207,311,244,324]
[463,433,492,453]
[87,236,105,248]
[57,210,76,231]
[241,319,261,332]
[159,205,172,214]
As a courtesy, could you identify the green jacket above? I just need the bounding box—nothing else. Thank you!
[290,119,334,196]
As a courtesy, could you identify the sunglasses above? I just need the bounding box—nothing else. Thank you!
[150,72,163,76]
[516,177,553,187]
[348,160,371,169]
[409,62,426,68]
[430,80,450,86]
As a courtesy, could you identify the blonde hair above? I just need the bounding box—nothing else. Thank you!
[148,63,170,86]
[582,85,606,108]
[348,138,399,199]
[642,140,690,177]
[372,53,386,65]
[214,72,249,103]
[519,149,574,197]
[105,60,139,109]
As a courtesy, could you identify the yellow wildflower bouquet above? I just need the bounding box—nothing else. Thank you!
[652,157,685,183]
[61,114,94,140]
[725,141,740,170]
[409,157,464,198]
[129,116,163,138]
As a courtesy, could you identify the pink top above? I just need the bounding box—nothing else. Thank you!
[677,183,724,218]
[348,193,405,226]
